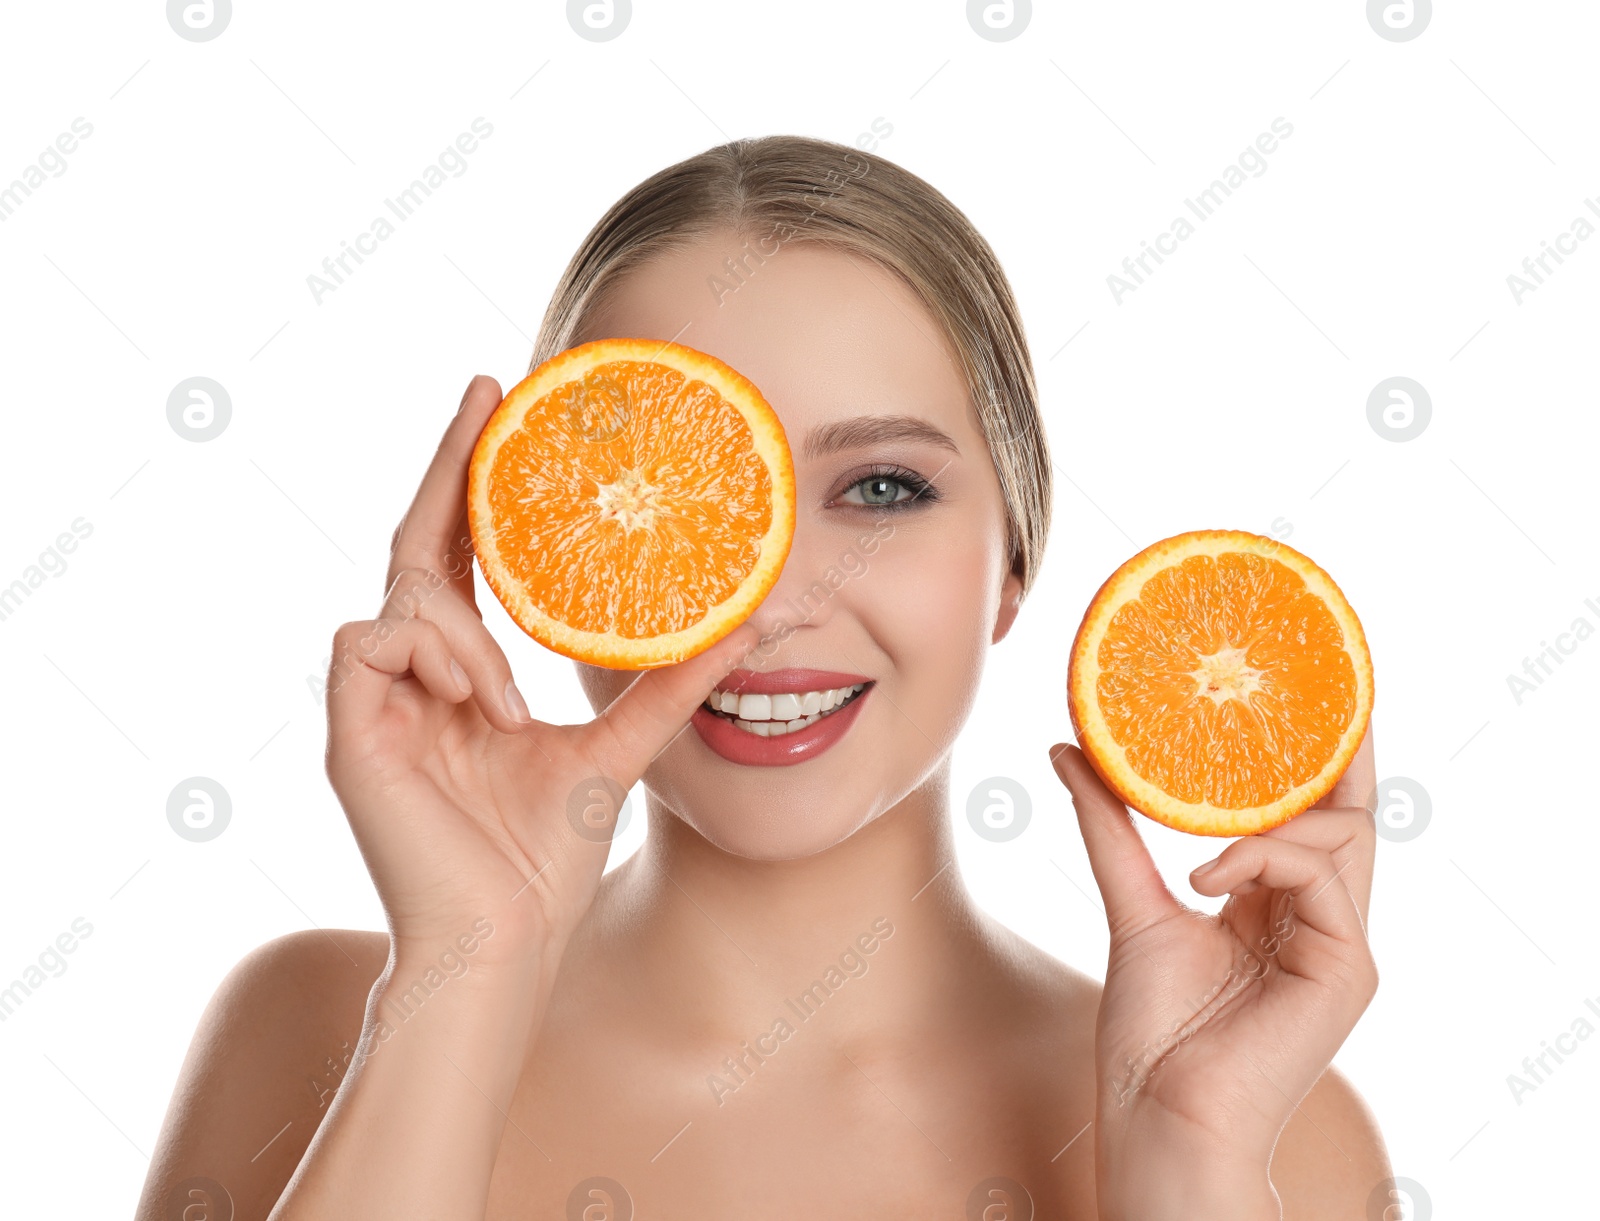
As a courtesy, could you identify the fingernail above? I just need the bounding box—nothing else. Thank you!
[503,678,530,722]
[449,658,471,695]
[457,375,478,414]
[1192,855,1222,878]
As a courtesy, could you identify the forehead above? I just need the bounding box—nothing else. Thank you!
[580,234,974,442]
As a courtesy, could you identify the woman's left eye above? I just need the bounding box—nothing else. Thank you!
[844,473,908,502]
[837,469,938,510]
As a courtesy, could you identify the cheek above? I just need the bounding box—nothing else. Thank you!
[851,519,999,683]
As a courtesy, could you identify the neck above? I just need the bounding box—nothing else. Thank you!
[579,762,990,1053]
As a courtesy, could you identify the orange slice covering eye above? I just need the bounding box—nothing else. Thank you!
[468,338,796,670]
[1067,530,1373,836]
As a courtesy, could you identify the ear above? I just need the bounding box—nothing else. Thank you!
[991,561,1024,645]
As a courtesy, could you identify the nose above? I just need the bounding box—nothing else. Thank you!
[740,516,840,648]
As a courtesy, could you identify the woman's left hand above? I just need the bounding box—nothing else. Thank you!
[1049,725,1379,1221]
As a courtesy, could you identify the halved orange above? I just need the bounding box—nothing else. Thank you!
[1067,530,1373,836]
[467,338,795,670]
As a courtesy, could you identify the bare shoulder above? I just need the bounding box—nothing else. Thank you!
[968,911,1103,1099]
[976,912,1103,1024]
[1273,1064,1394,1220]
[134,928,389,1221]
[967,917,1391,1216]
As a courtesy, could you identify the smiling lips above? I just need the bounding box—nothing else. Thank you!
[691,668,873,764]
[700,678,870,736]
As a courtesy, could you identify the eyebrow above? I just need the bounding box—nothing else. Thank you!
[800,414,962,462]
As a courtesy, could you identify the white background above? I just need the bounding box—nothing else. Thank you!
[1,2,1595,1216]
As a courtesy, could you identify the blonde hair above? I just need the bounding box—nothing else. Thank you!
[528,134,1052,599]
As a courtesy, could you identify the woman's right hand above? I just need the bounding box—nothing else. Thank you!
[324,374,758,966]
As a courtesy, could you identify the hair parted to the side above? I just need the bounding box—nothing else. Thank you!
[528,133,1052,600]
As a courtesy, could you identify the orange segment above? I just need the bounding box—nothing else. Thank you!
[468,338,795,670]
[1067,531,1373,836]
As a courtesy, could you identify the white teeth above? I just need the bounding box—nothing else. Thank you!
[704,682,868,734]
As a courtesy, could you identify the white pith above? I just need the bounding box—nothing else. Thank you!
[593,469,663,531]
[702,683,867,737]
[1187,645,1267,706]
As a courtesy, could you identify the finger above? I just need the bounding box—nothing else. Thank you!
[1263,807,1374,928]
[381,564,458,622]
[1189,837,1369,951]
[383,566,530,734]
[579,623,763,787]
[386,374,504,601]
[1314,718,1375,811]
[1048,743,1179,935]
[325,617,473,749]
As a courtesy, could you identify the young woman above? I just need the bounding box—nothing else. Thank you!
[136,135,1389,1220]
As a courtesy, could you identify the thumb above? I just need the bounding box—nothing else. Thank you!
[1049,742,1178,936]
[581,623,762,784]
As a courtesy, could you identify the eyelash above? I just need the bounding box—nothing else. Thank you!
[836,464,943,513]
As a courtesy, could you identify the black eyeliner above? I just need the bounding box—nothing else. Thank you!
[840,464,943,512]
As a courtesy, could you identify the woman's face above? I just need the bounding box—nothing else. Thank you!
[573,231,1024,860]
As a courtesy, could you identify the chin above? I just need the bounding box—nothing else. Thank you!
[668,800,878,862]
[642,740,893,861]
[640,768,883,864]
